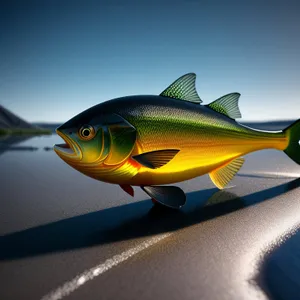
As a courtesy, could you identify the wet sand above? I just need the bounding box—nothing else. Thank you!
[1,123,300,300]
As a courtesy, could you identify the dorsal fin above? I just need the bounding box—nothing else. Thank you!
[159,73,202,103]
[209,157,244,189]
[206,93,242,119]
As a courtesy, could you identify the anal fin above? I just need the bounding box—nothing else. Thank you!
[120,184,134,197]
[141,185,186,209]
[209,157,244,189]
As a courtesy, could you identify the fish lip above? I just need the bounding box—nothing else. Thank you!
[54,130,82,161]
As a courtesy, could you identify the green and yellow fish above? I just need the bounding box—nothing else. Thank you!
[54,73,300,208]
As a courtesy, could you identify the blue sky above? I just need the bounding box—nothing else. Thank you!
[1,0,299,122]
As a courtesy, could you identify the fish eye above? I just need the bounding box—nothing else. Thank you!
[78,125,95,140]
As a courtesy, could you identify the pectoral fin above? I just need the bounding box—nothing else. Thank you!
[209,157,244,189]
[141,185,186,209]
[132,149,180,169]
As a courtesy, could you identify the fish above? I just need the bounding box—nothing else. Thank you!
[54,73,300,209]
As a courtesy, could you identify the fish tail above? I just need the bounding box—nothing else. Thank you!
[283,119,300,164]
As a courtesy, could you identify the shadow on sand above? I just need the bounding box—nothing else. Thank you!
[1,178,300,261]
[257,225,300,300]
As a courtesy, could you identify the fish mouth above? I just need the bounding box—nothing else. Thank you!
[55,142,73,154]
[54,130,82,161]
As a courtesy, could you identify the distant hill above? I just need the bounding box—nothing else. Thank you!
[0,105,35,129]
[241,120,295,131]
[0,105,51,134]
[33,122,61,133]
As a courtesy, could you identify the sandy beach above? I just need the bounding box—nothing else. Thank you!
[1,123,300,300]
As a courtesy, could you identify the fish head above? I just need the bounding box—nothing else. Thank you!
[54,106,108,168]
[54,104,137,176]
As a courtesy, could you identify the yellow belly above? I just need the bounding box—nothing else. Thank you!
[127,134,288,185]
[88,126,288,186]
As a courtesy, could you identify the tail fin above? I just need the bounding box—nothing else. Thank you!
[284,119,300,164]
